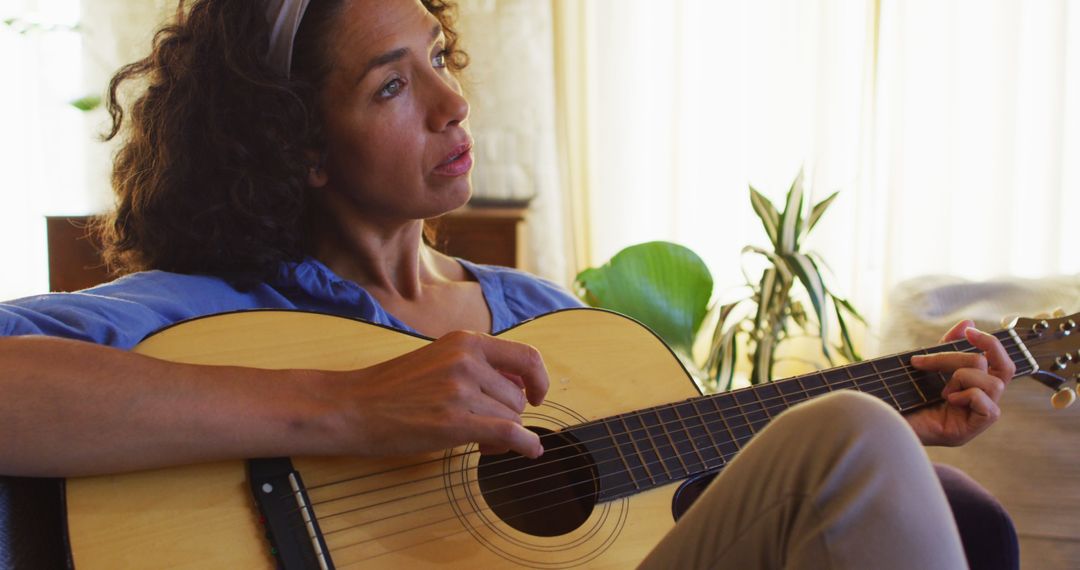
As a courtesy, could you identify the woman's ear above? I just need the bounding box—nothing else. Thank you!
[305,150,329,188]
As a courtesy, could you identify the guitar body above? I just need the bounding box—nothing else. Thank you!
[65,309,700,568]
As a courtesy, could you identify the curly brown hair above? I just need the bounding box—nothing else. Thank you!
[97,0,468,286]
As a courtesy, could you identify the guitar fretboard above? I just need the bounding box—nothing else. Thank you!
[568,329,1034,501]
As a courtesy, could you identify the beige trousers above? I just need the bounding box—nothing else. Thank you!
[639,391,968,570]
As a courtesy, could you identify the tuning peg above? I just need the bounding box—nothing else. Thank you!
[1052,387,1077,409]
[1033,320,1051,336]
[1053,308,1067,318]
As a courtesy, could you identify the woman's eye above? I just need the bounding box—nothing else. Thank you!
[378,78,405,99]
[433,49,448,69]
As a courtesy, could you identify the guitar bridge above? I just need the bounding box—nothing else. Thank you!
[248,457,334,570]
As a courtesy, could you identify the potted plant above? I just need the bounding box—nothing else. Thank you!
[575,170,865,391]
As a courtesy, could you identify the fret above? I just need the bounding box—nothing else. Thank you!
[750,384,775,421]
[699,397,741,458]
[633,409,674,480]
[568,421,639,499]
[867,359,902,410]
[619,414,661,484]
[876,355,926,411]
[845,361,889,402]
[904,348,949,404]
[611,417,655,488]
[798,372,832,399]
[900,353,928,404]
[711,393,750,451]
[754,382,787,419]
[823,366,856,391]
[654,407,696,478]
[733,389,768,432]
[687,400,727,470]
[777,377,811,407]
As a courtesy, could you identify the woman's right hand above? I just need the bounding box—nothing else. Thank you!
[321,331,550,459]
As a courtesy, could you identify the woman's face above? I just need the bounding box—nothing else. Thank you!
[314,0,472,227]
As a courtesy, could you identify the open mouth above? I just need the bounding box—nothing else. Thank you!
[434,144,473,177]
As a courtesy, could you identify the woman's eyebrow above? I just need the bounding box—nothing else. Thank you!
[357,24,443,83]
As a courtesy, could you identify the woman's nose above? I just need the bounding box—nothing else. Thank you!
[426,76,470,132]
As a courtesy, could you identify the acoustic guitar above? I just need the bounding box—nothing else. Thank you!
[64,308,1080,568]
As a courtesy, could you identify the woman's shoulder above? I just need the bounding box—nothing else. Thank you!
[458,261,584,329]
[0,270,280,349]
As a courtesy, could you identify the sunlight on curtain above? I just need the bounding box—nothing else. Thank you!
[875,0,1080,285]
[570,0,873,305]
[564,0,1080,345]
[0,0,87,301]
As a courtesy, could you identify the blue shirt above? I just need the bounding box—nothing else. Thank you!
[0,258,582,349]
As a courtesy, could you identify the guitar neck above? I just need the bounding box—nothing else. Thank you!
[570,327,1037,501]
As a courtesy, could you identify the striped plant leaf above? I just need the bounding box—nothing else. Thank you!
[782,252,832,363]
[806,190,839,234]
[708,323,741,392]
[777,168,805,254]
[835,302,862,362]
[749,186,781,249]
[834,296,868,325]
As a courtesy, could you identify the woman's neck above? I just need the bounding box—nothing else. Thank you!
[314,218,459,300]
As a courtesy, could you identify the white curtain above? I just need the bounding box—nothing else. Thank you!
[558,0,1080,348]
[0,0,88,300]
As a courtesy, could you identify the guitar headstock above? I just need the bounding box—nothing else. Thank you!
[1009,309,1080,409]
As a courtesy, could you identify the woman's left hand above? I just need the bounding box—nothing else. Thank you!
[905,320,1016,446]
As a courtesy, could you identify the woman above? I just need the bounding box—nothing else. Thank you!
[0,0,1015,567]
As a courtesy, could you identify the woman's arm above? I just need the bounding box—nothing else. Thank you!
[0,331,547,477]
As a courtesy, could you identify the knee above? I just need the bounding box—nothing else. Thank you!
[781,390,904,432]
[775,391,918,452]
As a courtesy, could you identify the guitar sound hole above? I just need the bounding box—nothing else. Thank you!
[477,427,597,537]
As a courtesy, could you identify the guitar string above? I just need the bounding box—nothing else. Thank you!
[303,331,1023,499]
[295,333,1032,515]
[294,337,1037,525]
[309,349,950,527]
[322,340,1041,564]
[305,342,1020,537]
[299,339,1038,532]
[294,339,1040,537]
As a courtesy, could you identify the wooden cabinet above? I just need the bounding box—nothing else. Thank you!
[46,208,526,292]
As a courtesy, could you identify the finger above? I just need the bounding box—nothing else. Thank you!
[942,368,1006,402]
[964,328,1016,382]
[939,320,976,343]
[910,352,987,373]
[469,417,543,459]
[475,368,527,413]
[500,372,526,389]
[467,389,525,424]
[475,336,550,406]
[946,387,1001,423]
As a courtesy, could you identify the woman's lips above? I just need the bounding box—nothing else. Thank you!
[433,144,473,177]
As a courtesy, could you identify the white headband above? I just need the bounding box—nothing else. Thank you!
[265,0,312,77]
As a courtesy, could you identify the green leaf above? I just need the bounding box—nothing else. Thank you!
[704,301,743,372]
[751,328,777,384]
[575,241,713,358]
[749,186,780,249]
[806,191,839,234]
[782,252,832,363]
[69,94,101,112]
[835,302,862,362]
[777,168,805,254]
[834,296,868,326]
